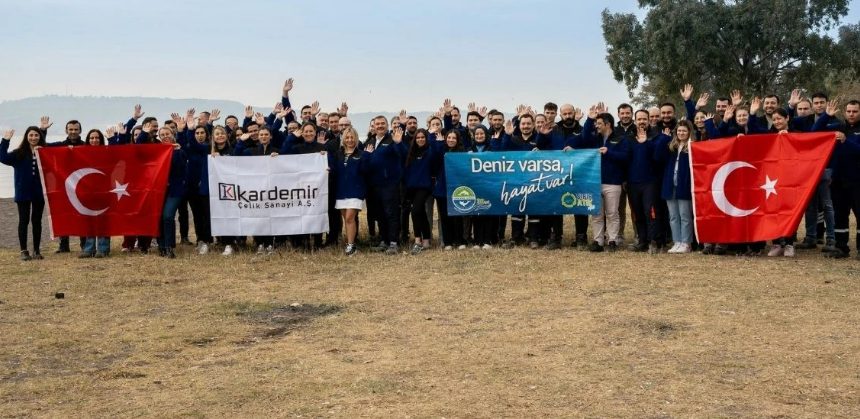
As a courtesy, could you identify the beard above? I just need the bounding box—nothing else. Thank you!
[562,117,576,127]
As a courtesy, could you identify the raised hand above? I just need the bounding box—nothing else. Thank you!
[517,104,526,117]
[365,143,375,153]
[310,101,320,116]
[134,104,144,119]
[245,105,253,118]
[106,126,116,138]
[117,123,127,135]
[826,99,840,116]
[3,129,15,140]
[587,105,598,119]
[339,102,348,116]
[789,89,802,108]
[254,112,265,125]
[176,115,187,130]
[283,78,294,96]
[434,109,443,119]
[273,102,284,115]
[724,104,735,121]
[478,106,488,118]
[468,102,476,112]
[696,93,710,110]
[239,133,251,141]
[750,97,761,115]
[278,106,291,119]
[171,113,182,125]
[504,120,514,135]
[186,113,196,129]
[705,113,715,120]
[142,121,152,134]
[596,102,607,114]
[317,131,326,144]
[399,109,408,123]
[539,123,552,135]
[680,84,693,101]
[442,98,453,114]
[731,90,743,106]
[210,109,220,121]
[40,116,53,131]
[574,107,583,120]
[186,108,196,119]
[392,126,404,143]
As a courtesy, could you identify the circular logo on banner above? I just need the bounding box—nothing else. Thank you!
[452,186,477,213]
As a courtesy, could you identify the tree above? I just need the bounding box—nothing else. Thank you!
[602,0,850,107]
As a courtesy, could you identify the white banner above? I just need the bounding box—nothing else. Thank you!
[208,154,329,236]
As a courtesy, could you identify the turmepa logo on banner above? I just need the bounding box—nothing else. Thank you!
[208,154,329,236]
[451,186,492,214]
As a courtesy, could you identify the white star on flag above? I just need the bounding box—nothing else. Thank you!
[760,175,778,200]
[110,181,130,201]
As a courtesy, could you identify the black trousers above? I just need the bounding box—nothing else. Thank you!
[542,215,563,244]
[365,182,381,238]
[511,215,540,243]
[472,216,495,246]
[408,188,432,240]
[178,194,190,240]
[832,179,860,253]
[188,192,212,243]
[627,181,660,243]
[574,214,589,238]
[436,196,463,246]
[368,183,401,244]
[496,215,507,244]
[17,200,44,251]
[399,182,411,242]
[58,236,85,250]
[326,180,341,245]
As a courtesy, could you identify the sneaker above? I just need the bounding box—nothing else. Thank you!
[743,248,762,257]
[266,245,275,255]
[607,241,618,252]
[444,245,453,251]
[222,245,234,256]
[822,241,836,253]
[648,241,659,255]
[529,241,540,250]
[55,247,70,254]
[94,252,106,258]
[701,244,714,255]
[139,248,149,255]
[197,243,209,255]
[121,247,131,253]
[180,238,193,246]
[500,241,515,250]
[410,243,424,255]
[482,244,493,250]
[616,237,625,247]
[588,241,604,252]
[158,248,167,257]
[256,244,265,255]
[714,244,728,256]
[473,245,481,250]
[457,244,467,250]
[677,243,692,253]
[345,244,357,256]
[767,245,784,257]
[796,238,817,250]
[825,248,849,259]
[385,243,400,255]
[166,249,176,259]
[545,241,561,250]
[631,242,648,252]
[32,252,43,260]
[20,250,31,261]
[667,243,682,254]
[575,234,588,250]
[371,242,388,252]
[783,245,795,257]
[78,252,93,259]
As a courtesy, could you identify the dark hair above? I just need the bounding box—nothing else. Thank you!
[466,111,482,121]
[65,120,81,131]
[258,125,273,137]
[246,121,259,129]
[225,115,238,123]
[716,97,730,104]
[406,115,418,122]
[301,105,312,113]
[141,116,158,126]
[846,100,860,107]
[764,94,781,104]
[519,114,535,124]
[597,113,615,126]
[635,109,650,119]
[406,128,431,166]
[84,129,105,146]
[811,92,829,102]
[328,112,341,119]
[444,129,465,152]
[451,106,460,114]
[659,102,675,110]
[200,111,211,117]
[617,103,633,113]
[13,126,46,160]
[772,108,789,119]
[544,102,558,112]
[300,122,318,139]
[488,110,504,118]
[194,125,211,143]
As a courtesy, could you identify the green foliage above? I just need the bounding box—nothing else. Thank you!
[602,0,851,106]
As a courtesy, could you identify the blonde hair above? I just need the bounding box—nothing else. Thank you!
[341,127,360,150]
[669,120,694,153]
[210,126,228,154]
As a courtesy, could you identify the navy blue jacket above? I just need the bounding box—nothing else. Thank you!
[627,136,659,184]
[816,112,860,181]
[653,134,691,200]
[334,149,371,200]
[582,123,631,185]
[178,129,207,195]
[442,114,472,149]
[500,132,544,151]
[362,134,408,186]
[166,148,189,198]
[430,139,458,197]
[0,139,43,202]
[404,145,434,190]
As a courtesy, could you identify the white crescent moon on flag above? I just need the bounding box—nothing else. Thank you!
[65,168,109,216]
[711,161,759,218]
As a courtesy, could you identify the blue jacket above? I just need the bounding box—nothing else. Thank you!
[500,132,545,151]
[178,129,207,195]
[627,136,659,184]
[334,149,371,200]
[538,121,589,151]
[362,134,408,186]
[166,148,189,198]
[653,134,691,200]
[582,122,631,185]
[816,112,860,181]
[0,139,43,202]
[430,139,458,197]
[404,145,434,190]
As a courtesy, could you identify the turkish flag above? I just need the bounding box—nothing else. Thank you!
[691,132,835,243]
[36,144,173,237]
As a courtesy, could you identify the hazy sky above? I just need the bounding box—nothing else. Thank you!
[3,0,859,113]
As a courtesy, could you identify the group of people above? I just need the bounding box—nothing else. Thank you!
[3,78,859,260]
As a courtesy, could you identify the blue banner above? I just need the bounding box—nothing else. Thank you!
[444,151,602,215]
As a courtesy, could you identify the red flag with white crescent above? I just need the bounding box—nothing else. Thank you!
[690,132,836,243]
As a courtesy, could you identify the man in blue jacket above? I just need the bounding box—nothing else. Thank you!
[363,116,408,254]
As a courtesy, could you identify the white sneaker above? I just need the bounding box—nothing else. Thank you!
[197,243,209,255]
[472,245,481,250]
[667,243,681,254]
[444,245,453,251]
[482,244,493,250]
[256,244,265,254]
[195,241,203,251]
[767,245,784,257]
[458,245,467,250]
[783,245,795,257]
[121,247,130,253]
[677,243,692,253]
[266,245,274,255]
[221,245,233,256]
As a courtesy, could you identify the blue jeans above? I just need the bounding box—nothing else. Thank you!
[159,196,183,250]
[804,175,835,242]
[666,198,693,244]
[83,237,110,254]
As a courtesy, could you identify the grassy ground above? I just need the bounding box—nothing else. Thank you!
[2,222,860,418]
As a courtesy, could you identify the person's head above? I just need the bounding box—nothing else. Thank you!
[466,111,482,130]
[85,129,104,146]
[519,114,535,136]
[413,128,429,148]
[670,120,695,152]
[405,116,418,134]
[694,111,707,129]
[617,103,633,125]
[811,92,829,115]
[535,114,547,131]
[472,126,489,145]
[771,108,790,131]
[390,115,400,127]
[763,94,780,115]
[796,99,812,117]
[594,113,615,135]
[142,117,159,134]
[428,117,442,133]
[846,100,860,124]
[451,106,461,125]
[560,104,577,127]
[211,126,228,153]
[164,119,177,133]
[634,109,649,131]
[328,112,341,133]
[225,115,239,130]
[158,126,175,143]
[544,102,558,124]
[338,117,351,131]
[245,122,259,140]
[287,121,300,133]
[489,110,505,130]
[300,105,313,122]
[648,107,660,126]
[715,97,730,116]
[735,106,750,127]
[445,129,464,150]
[373,115,388,136]
[198,111,211,125]
[257,125,273,145]
[65,120,82,140]
[301,122,317,142]
[193,126,209,144]
[659,103,675,124]
[132,126,142,139]
[15,126,45,155]
[341,127,359,150]
[317,112,329,129]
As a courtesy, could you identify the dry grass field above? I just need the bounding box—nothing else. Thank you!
[2,221,860,418]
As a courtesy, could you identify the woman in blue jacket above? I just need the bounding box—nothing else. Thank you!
[140,122,187,259]
[431,129,465,250]
[334,127,370,256]
[1,127,46,260]
[654,120,694,254]
[468,126,496,249]
[403,128,437,254]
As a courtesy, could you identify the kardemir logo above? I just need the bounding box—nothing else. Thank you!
[219,183,236,200]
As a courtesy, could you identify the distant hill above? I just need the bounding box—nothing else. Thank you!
[0,95,439,136]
